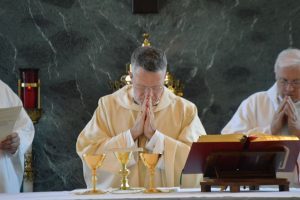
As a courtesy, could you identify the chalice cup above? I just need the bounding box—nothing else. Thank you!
[82,154,106,194]
[139,152,161,193]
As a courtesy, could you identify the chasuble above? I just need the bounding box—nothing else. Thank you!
[77,85,206,189]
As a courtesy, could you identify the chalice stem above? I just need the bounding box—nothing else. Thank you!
[120,163,129,189]
[149,168,155,190]
[92,168,97,192]
[121,164,126,188]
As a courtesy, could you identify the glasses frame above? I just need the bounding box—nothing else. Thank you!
[133,84,164,93]
[277,78,300,88]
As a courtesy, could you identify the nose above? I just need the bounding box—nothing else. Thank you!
[285,83,295,91]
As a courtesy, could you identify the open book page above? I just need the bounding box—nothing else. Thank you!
[0,106,22,142]
[248,132,299,142]
[198,133,246,143]
[198,133,299,143]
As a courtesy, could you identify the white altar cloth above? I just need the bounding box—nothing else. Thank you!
[1,188,300,200]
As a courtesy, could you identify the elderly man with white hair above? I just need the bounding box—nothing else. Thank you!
[222,48,300,185]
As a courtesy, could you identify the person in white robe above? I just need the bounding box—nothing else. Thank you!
[222,48,300,185]
[0,79,34,193]
[77,46,206,190]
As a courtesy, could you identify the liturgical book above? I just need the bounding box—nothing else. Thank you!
[0,106,21,142]
[182,133,300,179]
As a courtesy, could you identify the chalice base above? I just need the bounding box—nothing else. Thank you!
[111,187,144,194]
[78,189,106,195]
[144,188,161,193]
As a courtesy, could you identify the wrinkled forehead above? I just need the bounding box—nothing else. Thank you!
[276,65,300,81]
[132,67,166,87]
[276,58,300,69]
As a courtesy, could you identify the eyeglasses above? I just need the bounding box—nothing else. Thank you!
[277,78,300,88]
[133,84,164,93]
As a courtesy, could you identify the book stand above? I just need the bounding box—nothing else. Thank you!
[199,151,289,192]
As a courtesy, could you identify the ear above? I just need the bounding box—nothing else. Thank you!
[162,70,167,80]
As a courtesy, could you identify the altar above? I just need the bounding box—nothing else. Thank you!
[2,188,300,200]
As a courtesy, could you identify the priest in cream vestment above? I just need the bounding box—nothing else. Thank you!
[0,80,34,193]
[77,46,206,189]
[222,49,300,185]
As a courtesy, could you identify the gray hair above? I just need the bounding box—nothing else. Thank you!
[131,46,167,73]
[274,48,300,74]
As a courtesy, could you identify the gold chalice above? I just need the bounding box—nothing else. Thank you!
[110,147,143,193]
[82,154,106,194]
[139,152,161,193]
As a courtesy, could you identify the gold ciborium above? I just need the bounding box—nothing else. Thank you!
[110,147,143,193]
[82,154,106,194]
[115,151,131,190]
[139,152,161,193]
